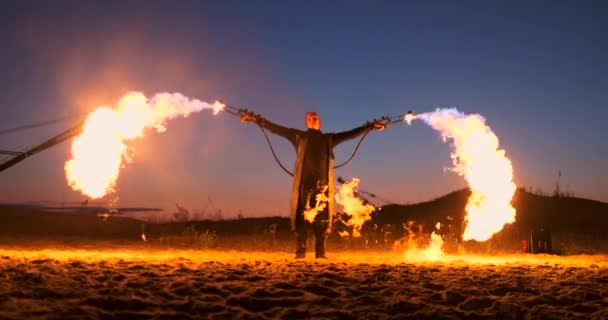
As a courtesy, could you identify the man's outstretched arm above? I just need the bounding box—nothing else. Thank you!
[240,112,299,146]
[332,119,389,146]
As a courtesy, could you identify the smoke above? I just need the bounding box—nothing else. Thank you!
[145,93,223,131]
[65,92,223,199]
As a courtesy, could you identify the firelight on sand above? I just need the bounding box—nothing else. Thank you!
[65,92,224,198]
[2,248,604,319]
[1,248,605,267]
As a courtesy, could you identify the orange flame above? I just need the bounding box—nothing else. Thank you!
[400,222,445,262]
[65,92,224,199]
[404,231,445,261]
[420,109,516,241]
[334,177,375,237]
[303,185,329,223]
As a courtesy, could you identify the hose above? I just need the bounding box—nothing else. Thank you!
[223,104,410,176]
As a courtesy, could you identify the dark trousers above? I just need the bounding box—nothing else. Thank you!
[295,183,329,258]
[296,219,328,257]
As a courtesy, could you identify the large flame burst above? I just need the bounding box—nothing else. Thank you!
[336,109,516,245]
[65,92,223,199]
[419,108,517,241]
[335,178,375,237]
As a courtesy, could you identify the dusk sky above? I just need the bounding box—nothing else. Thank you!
[0,1,605,217]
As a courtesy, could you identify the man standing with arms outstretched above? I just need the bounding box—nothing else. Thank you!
[241,111,387,258]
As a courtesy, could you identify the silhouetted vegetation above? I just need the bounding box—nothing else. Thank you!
[371,188,608,254]
[0,189,606,254]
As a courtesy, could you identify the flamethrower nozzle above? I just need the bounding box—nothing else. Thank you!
[403,110,416,125]
[380,116,392,128]
[220,103,240,116]
[219,103,257,120]
[367,117,392,131]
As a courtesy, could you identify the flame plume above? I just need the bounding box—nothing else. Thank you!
[418,108,517,241]
[65,92,224,199]
[334,177,376,237]
[303,185,330,223]
[402,223,445,262]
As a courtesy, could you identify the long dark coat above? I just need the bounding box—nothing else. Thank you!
[256,117,373,232]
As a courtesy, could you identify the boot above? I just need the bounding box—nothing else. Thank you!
[315,233,327,259]
[295,232,306,259]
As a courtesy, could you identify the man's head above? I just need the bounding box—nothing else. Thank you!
[305,112,321,130]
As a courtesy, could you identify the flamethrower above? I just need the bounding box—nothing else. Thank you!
[221,102,417,175]
[384,110,416,125]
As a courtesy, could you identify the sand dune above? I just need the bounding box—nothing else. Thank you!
[0,247,606,319]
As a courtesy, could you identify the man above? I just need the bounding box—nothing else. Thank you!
[241,111,387,258]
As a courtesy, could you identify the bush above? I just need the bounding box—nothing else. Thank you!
[181,225,218,249]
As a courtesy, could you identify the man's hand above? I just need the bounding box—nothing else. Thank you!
[239,110,257,123]
[372,118,391,131]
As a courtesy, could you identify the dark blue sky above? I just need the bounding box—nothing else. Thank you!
[0,1,606,216]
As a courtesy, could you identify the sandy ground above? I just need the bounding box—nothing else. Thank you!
[0,246,606,320]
